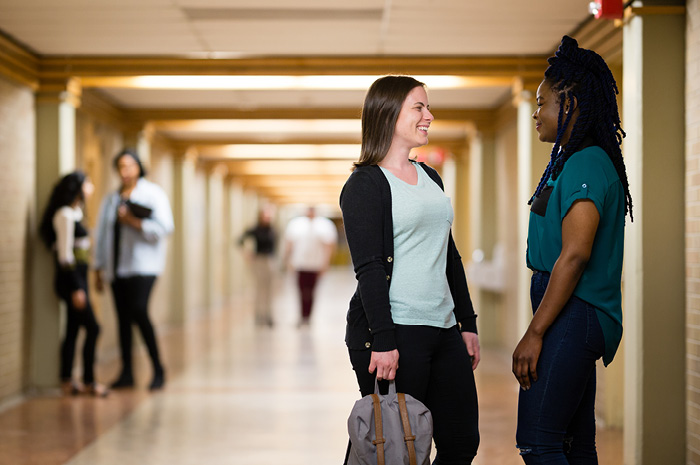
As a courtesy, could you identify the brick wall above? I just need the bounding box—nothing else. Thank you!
[0,76,35,407]
[688,0,700,462]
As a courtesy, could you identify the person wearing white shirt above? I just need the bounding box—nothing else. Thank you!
[284,207,337,325]
[94,149,174,391]
[39,171,109,397]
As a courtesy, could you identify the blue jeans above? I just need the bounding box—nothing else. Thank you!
[516,272,605,464]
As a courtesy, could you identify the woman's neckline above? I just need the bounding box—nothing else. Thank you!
[380,161,420,186]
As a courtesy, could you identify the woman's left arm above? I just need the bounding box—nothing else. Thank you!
[512,199,600,390]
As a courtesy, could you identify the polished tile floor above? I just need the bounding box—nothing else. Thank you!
[0,268,622,464]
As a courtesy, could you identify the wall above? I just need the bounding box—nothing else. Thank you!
[688,0,700,462]
[147,138,176,327]
[494,114,520,349]
[0,76,35,407]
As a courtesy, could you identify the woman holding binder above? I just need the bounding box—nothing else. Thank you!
[94,149,174,391]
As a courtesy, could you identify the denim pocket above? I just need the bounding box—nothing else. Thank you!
[584,302,605,357]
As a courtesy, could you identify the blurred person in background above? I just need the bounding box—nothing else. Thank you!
[239,207,278,327]
[94,149,174,391]
[39,171,109,397]
[283,206,337,326]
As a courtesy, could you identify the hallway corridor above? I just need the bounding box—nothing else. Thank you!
[0,268,621,464]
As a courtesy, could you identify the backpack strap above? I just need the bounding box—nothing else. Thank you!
[397,393,418,465]
[370,394,386,465]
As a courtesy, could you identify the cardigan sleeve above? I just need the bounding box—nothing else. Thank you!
[340,169,396,351]
[447,233,478,333]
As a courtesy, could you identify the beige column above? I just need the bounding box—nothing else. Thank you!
[622,3,686,463]
[453,143,472,261]
[205,163,228,310]
[170,147,197,325]
[122,122,154,167]
[31,78,81,388]
[513,81,551,337]
[228,179,247,296]
[223,175,236,303]
[467,126,501,345]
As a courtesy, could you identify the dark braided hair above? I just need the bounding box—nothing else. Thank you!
[530,35,633,221]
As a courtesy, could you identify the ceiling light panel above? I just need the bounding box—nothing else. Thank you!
[183,8,383,21]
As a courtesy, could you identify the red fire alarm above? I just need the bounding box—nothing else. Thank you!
[589,0,623,19]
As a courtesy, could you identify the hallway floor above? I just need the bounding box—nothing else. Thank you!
[0,268,622,464]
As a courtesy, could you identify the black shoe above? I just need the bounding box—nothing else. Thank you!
[149,370,165,391]
[110,373,134,389]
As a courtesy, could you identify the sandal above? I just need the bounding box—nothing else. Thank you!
[86,382,110,398]
[61,380,85,396]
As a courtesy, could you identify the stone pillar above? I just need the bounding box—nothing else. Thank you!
[622,3,686,463]
[228,179,246,296]
[513,80,551,337]
[31,78,81,388]
[122,122,154,167]
[467,126,501,345]
[205,163,228,311]
[453,143,472,260]
[170,147,197,325]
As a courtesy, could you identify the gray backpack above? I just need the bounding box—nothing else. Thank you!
[347,380,433,465]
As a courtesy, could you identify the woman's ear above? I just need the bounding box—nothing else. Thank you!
[565,96,578,115]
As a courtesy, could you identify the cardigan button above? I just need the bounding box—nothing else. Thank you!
[386,275,391,280]
[387,256,393,263]
[365,342,371,348]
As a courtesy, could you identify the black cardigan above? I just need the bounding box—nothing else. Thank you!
[339,162,477,352]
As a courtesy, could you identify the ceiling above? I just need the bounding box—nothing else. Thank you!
[0,0,597,206]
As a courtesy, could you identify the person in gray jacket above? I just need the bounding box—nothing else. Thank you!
[94,149,174,391]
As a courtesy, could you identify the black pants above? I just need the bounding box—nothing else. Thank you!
[349,325,480,465]
[60,291,100,384]
[111,276,162,375]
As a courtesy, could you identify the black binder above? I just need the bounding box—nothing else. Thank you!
[125,200,153,219]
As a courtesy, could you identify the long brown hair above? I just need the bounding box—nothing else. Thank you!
[354,75,426,169]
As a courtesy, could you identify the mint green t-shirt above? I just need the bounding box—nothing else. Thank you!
[380,162,456,329]
[526,145,625,366]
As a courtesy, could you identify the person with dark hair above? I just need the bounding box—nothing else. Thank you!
[239,207,278,326]
[512,36,632,463]
[39,171,109,397]
[94,149,174,391]
[340,75,480,464]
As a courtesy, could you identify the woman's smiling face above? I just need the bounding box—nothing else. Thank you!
[392,85,434,150]
[533,79,578,147]
[533,80,561,144]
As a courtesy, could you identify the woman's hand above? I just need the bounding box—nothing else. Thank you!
[462,331,481,370]
[512,328,543,390]
[369,349,399,381]
[71,289,87,311]
[117,205,142,230]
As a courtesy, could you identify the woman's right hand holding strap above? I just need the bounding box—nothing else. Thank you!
[370,349,399,381]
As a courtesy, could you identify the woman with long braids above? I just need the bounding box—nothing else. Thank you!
[39,172,109,397]
[512,36,632,463]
